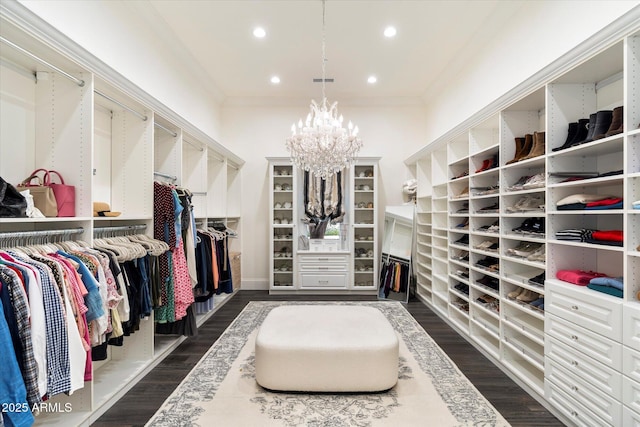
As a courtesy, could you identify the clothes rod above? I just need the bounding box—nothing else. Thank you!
[0,227,84,240]
[227,162,239,170]
[154,171,177,181]
[0,36,85,87]
[93,224,147,234]
[209,153,225,163]
[94,90,147,121]
[183,138,203,151]
[191,191,207,195]
[154,122,178,137]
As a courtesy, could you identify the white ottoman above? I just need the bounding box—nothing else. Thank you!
[255,305,399,392]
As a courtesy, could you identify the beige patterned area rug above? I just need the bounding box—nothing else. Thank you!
[146,301,510,427]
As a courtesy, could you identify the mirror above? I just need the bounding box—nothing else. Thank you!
[379,204,415,302]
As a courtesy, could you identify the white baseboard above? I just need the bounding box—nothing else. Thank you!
[239,279,269,290]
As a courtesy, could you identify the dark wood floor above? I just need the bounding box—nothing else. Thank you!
[92,291,563,427]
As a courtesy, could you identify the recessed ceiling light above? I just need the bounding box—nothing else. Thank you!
[383,26,397,38]
[253,27,266,38]
[271,76,281,84]
[367,76,377,84]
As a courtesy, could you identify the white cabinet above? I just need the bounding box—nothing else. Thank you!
[267,158,378,294]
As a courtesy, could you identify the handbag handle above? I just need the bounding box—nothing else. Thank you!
[45,170,66,185]
[26,168,66,185]
[19,175,43,187]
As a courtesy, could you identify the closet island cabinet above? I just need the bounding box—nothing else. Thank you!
[267,157,379,294]
[407,18,640,426]
[0,3,244,426]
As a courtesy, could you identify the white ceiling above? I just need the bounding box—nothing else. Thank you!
[137,0,527,104]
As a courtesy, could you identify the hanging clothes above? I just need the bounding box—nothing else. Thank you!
[379,255,410,298]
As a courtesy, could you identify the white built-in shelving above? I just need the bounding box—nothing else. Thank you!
[406,13,640,426]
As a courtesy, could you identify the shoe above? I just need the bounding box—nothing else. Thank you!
[475,240,495,250]
[506,195,544,212]
[513,242,543,257]
[522,173,546,189]
[516,289,539,302]
[520,131,545,160]
[477,294,497,304]
[603,106,623,138]
[527,245,546,262]
[455,218,469,229]
[553,118,590,151]
[528,272,545,286]
[506,137,526,165]
[454,235,469,245]
[589,110,614,141]
[478,203,499,213]
[507,175,532,191]
[508,287,524,298]
[475,159,491,173]
[530,297,545,308]
[456,187,469,198]
[477,275,499,290]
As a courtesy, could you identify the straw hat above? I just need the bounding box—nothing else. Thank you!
[93,202,121,217]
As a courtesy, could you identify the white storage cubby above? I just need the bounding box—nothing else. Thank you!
[405,13,640,425]
[0,6,244,426]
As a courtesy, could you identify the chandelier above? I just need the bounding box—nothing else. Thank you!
[285,0,363,179]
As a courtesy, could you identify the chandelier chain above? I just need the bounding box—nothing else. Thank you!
[321,0,326,101]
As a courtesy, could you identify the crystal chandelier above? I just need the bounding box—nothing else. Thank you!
[285,0,362,179]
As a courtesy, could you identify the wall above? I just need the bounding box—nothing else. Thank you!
[222,102,427,289]
[420,0,639,147]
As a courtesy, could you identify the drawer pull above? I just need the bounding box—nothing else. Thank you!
[571,386,578,392]
[319,280,329,284]
[571,360,579,367]
[571,335,578,341]
[571,305,579,310]
[571,411,578,417]
[318,267,329,270]
[318,258,329,261]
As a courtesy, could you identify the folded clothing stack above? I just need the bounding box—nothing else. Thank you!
[587,276,623,298]
[556,270,623,298]
[556,193,623,210]
[555,229,623,247]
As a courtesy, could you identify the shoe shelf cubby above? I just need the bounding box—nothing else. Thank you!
[406,16,640,425]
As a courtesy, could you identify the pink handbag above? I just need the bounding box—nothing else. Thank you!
[44,169,75,217]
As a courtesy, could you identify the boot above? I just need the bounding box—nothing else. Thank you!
[506,137,526,165]
[553,122,578,151]
[521,131,545,160]
[516,134,534,160]
[586,110,613,142]
[604,106,623,137]
[554,118,589,151]
[571,113,597,147]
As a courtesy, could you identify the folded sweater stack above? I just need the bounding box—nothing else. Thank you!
[555,229,623,246]
[556,193,623,210]
[556,270,624,298]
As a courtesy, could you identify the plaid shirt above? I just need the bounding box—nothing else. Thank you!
[8,252,71,397]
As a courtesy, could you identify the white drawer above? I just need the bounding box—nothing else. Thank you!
[545,380,618,427]
[546,358,621,425]
[299,272,348,288]
[545,335,622,399]
[624,346,640,384]
[546,280,623,341]
[546,313,622,370]
[624,303,640,351]
[298,254,349,263]
[623,405,640,427]
[298,263,348,272]
[624,375,640,414]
